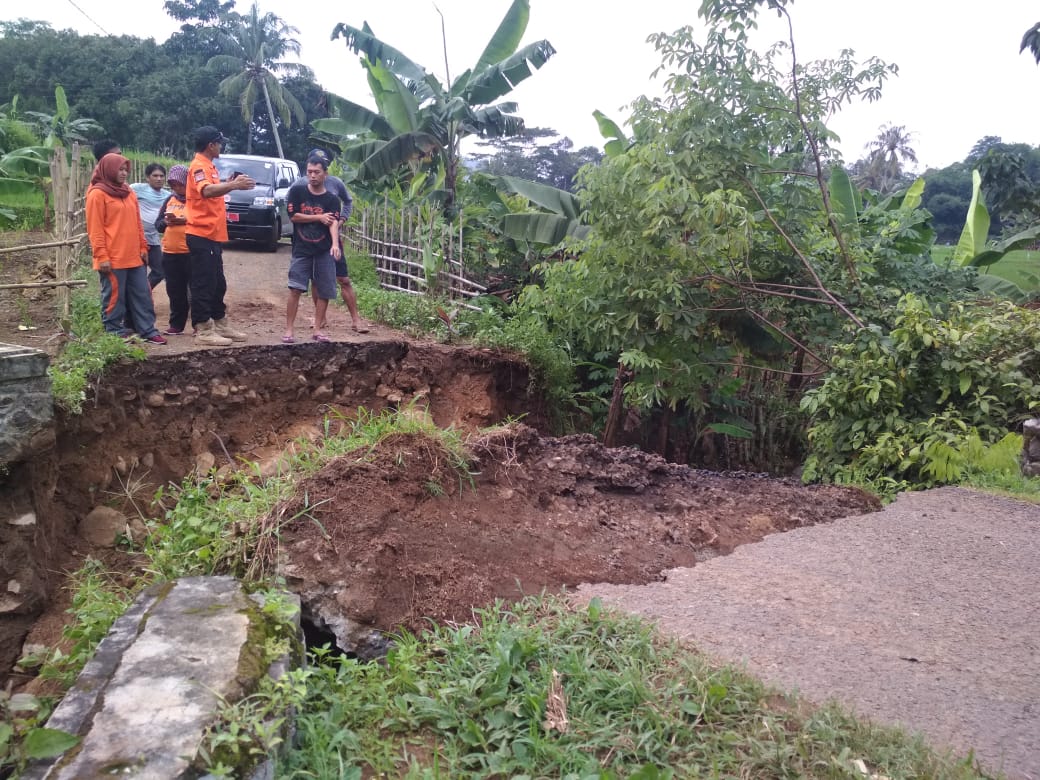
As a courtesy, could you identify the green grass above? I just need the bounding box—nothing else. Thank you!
[271,595,986,779]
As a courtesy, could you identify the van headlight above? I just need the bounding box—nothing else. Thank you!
[252,196,275,207]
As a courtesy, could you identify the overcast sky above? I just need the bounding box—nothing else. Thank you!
[13,0,1040,170]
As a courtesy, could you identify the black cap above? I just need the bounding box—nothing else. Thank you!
[308,148,331,162]
[193,126,228,147]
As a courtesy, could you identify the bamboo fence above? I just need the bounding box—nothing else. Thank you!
[0,143,91,321]
[347,196,486,309]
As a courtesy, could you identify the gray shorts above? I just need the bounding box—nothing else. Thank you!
[288,251,337,300]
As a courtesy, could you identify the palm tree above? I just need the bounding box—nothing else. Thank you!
[1021,22,1040,64]
[314,0,556,217]
[855,124,918,194]
[207,2,307,157]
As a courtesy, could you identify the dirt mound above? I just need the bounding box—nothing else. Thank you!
[277,424,879,656]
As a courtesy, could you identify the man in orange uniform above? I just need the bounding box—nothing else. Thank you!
[184,126,255,347]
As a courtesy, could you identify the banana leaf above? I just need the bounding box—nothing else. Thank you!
[827,167,860,231]
[502,212,588,245]
[969,224,1040,267]
[497,175,580,220]
[472,0,529,74]
[593,110,628,157]
[331,23,433,100]
[954,170,990,265]
[357,132,441,181]
[464,40,557,106]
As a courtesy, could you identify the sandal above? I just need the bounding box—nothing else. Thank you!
[311,332,330,342]
[352,324,371,334]
[281,335,295,344]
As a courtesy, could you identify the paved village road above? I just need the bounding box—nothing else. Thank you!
[579,487,1040,779]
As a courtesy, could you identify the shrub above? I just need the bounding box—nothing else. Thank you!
[802,293,1040,493]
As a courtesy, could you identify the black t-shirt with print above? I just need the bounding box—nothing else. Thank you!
[286,183,341,257]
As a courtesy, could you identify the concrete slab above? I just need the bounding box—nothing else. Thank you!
[25,576,299,779]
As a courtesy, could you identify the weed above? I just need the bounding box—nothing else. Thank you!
[37,559,138,687]
[15,296,32,329]
[0,687,79,776]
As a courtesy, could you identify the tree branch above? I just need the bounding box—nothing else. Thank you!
[777,6,860,286]
[734,180,865,328]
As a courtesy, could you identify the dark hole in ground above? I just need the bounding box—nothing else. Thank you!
[2,341,879,682]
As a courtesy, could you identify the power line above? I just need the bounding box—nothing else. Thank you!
[63,0,110,36]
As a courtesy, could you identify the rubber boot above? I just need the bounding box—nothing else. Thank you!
[213,317,247,342]
[195,319,233,347]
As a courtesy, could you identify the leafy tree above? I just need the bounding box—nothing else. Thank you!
[0,19,54,39]
[920,161,972,243]
[163,0,235,24]
[521,0,919,460]
[0,19,329,159]
[976,143,1040,235]
[470,127,602,192]
[802,294,1040,492]
[162,0,236,61]
[206,2,307,158]
[966,135,1003,164]
[318,0,556,217]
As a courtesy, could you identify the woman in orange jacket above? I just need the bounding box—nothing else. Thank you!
[85,153,166,344]
[155,164,191,335]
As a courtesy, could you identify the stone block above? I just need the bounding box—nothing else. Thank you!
[24,576,300,779]
[0,343,54,467]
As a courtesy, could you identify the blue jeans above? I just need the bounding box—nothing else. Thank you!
[99,265,159,338]
[146,244,164,288]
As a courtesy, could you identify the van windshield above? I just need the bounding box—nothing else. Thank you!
[213,158,277,186]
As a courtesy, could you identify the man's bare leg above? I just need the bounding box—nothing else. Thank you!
[314,277,367,332]
[285,289,303,342]
[339,277,368,332]
[313,298,330,340]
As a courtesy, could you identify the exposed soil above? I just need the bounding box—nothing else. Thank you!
[275,424,878,656]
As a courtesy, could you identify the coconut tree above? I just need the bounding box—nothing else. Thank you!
[854,123,918,194]
[207,2,307,157]
[315,0,555,217]
[1021,22,1040,64]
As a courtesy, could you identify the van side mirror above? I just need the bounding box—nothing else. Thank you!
[277,178,289,188]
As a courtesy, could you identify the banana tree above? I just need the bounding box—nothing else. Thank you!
[23,85,102,149]
[953,169,1040,268]
[0,146,53,228]
[319,0,555,218]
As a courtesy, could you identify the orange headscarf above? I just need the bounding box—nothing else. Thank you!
[88,153,132,199]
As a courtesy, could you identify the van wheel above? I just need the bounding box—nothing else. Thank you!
[264,219,281,252]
